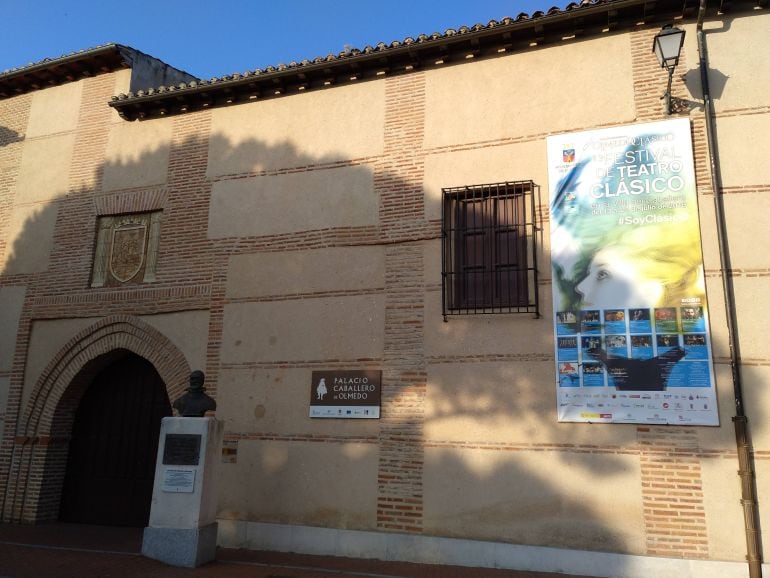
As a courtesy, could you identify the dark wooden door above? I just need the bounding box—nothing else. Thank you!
[60,353,171,526]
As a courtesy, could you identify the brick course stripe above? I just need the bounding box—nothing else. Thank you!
[638,427,709,558]
[375,73,428,534]
[715,106,770,119]
[225,287,384,305]
[427,353,553,364]
[0,92,32,272]
[631,27,691,121]
[221,359,383,370]
[212,156,381,182]
[225,432,378,445]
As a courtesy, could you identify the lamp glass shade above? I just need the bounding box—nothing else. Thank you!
[652,27,685,69]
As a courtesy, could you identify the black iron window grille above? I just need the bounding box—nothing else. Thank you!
[442,180,541,320]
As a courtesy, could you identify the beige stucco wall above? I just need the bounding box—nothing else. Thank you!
[426,361,641,449]
[14,134,74,204]
[424,34,635,149]
[102,116,172,191]
[25,81,83,138]
[21,313,207,414]
[112,69,132,101]
[697,364,751,447]
[218,439,378,530]
[712,113,770,188]
[716,192,770,270]
[696,23,770,559]
[754,459,770,557]
[730,277,770,362]
[21,317,99,412]
[424,447,645,553]
[424,286,553,359]
[207,82,385,177]
[0,286,26,373]
[208,166,377,239]
[220,296,384,364]
[697,12,770,113]
[740,365,770,450]
[226,246,385,299]
[701,454,748,561]
[1,203,58,275]
[423,140,548,221]
[142,311,211,375]
[217,367,381,436]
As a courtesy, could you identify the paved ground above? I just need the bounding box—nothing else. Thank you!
[0,523,597,578]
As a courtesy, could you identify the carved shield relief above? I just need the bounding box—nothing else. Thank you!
[109,220,148,283]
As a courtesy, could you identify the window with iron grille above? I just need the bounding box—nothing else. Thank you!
[442,181,540,319]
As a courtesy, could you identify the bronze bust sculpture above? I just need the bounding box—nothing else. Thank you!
[173,370,216,417]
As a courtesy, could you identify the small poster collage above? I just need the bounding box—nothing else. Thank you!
[556,304,711,390]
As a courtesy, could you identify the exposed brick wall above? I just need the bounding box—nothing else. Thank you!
[0,76,122,522]
[638,427,709,558]
[630,26,691,122]
[378,244,426,533]
[0,93,32,267]
[376,73,427,243]
[0,93,32,444]
[35,75,115,296]
[375,73,428,533]
[0,75,205,522]
[157,111,213,286]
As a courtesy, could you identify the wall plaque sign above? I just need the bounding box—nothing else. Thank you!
[309,370,381,419]
[162,434,201,465]
[162,468,196,493]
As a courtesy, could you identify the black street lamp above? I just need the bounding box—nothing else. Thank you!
[652,24,686,114]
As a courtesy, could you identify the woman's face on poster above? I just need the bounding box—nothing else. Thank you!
[575,247,664,308]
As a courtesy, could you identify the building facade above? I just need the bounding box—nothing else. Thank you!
[1,1,769,576]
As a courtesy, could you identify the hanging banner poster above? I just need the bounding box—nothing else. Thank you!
[547,119,718,426]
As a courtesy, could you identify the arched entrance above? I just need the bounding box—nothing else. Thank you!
[60,352,172,527]
[0,315,191,524]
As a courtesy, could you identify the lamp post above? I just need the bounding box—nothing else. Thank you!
[652,24,686,114]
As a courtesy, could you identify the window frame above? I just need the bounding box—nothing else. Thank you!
[441,180,541,319]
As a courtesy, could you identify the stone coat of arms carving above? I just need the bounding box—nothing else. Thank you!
[91,211,162,288]
[109,219,148,283]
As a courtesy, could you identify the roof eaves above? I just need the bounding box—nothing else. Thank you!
[108,0,761,120]
[0,44,131,98]
[0,43,123,81]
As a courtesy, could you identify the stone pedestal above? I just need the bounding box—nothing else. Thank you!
[142,417,223,567]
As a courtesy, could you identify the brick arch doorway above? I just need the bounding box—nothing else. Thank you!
[1,315,190,524]
[59,351,171,527]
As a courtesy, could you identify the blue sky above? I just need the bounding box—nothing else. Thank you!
[2,0,563,79]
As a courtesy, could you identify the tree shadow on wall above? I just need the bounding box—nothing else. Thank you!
[0,126,24,148]
[0,103,755,571]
